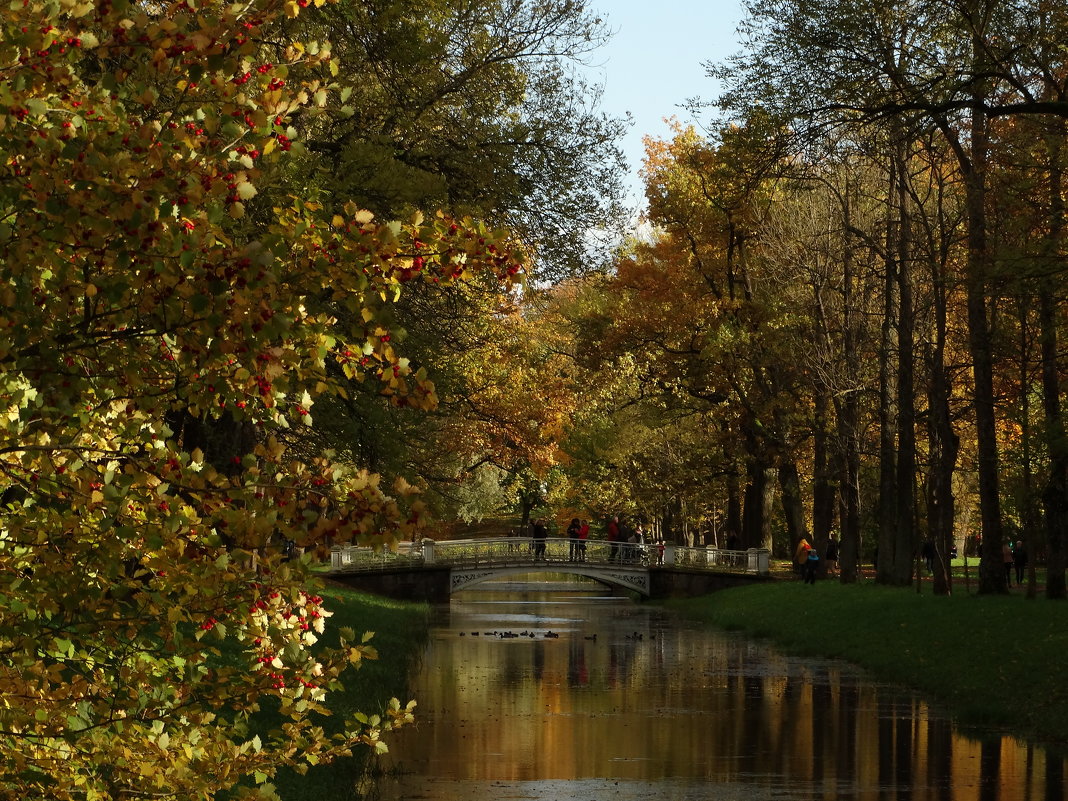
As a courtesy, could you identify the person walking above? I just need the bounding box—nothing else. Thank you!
[1013,540,1028,586]
[794,538,812,576]
[566,518,581,561]
[921,539,936,574]
[623,528,638,564]
[826,536,839,577]
[532,518,548,560]
[1002,541,1014,586]
[606,515,621,563]
[577,519,589,561]
[803,547,820,585]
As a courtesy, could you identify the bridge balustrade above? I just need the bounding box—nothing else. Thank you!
[329,541,423,570]
[329,538,770,576]
[673,545,770,574]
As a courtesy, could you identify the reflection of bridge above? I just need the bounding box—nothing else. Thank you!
[326,537,772,602]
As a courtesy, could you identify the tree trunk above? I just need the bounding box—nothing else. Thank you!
[836,181,863,584]
[876,163,899,584]
[812,389,836,549]
[1017,297,1039,600]
[837,393,863,583]
[725,466,743,546]
[167,410,258,476]
[742,459,776,553]
[927,350,959,597]
[960,101,1006,595]
[779,460,812,560]
[893,141,917,587]
[1040,124,1068,600]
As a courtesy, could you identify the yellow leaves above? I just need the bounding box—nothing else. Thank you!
[190,31,212,51]
[59,0,95,18]
[0,2,536,793]
[347,203,374,224]
[347,636,379,667]
[263,361,285,382]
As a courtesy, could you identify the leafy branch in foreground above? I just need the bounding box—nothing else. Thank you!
[0,0,523,798]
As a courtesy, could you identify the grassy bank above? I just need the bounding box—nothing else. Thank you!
[664,581,1068,746]
[274,585,430,801]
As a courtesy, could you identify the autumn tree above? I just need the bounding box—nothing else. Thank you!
[554,119,837,552]
[551,261,733,544]
[290,0,629,282]
[0,0,525,797]
[712,0,1068,593]
[258,0,630,524]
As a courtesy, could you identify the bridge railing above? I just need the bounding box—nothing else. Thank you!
[431,537,535,565]
[330,538,770,576]
[671,545,770,574]
[329,541,423,570]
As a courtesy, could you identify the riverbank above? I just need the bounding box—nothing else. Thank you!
[664,581,1068,747]
[275,584,431,801]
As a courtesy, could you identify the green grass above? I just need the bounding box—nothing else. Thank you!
[664,582,1068,746]
[272,584,430,801]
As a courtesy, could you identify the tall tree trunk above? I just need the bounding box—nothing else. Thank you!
[893,141,917,586]
[837,393,863,583]
[518,491,537,534]
[812,388,836,549]
[962,104,1006,594]
[662,500,676,546]
[836,182,863,584]
[679,496,692,546]
[1017,297,1039,600]
[779,460,811,559]
[933,8,1006,594]
[742,459,776,552]
[725,465,743,546]
[927,282,959,596]
[1040,124,1068,600]
[877,159,899,584]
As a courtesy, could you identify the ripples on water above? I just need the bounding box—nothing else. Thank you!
[373,574,1067,801]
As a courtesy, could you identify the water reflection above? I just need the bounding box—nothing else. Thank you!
[376,575,1067,801]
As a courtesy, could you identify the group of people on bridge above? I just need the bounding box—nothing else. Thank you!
[527,515,665,565]
[530,517,592,561]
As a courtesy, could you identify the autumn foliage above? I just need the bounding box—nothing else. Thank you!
[0,0,523,797]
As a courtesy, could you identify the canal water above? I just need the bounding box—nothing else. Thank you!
[375,574,1067,801]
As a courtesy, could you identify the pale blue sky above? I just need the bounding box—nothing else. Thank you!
[583,0,746,207]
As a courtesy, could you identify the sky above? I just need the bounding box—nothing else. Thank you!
[581,0,747,208]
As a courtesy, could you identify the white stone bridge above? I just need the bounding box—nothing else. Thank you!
[325,537,772,601]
